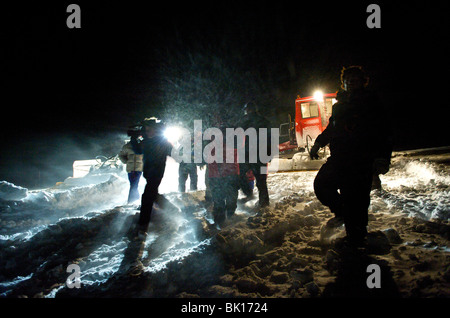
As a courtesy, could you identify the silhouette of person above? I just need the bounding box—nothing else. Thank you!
[131,118,172,233]
[310,66,393,246]
[178,135,198,192]
[206,125,240,227]
[238,101,272,209]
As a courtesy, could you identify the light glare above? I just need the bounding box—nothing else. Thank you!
[164,126,183,143]
[313,91,324,101]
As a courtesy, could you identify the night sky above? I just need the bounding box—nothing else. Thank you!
[0,1,448,188]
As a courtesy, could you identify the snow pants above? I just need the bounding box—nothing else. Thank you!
[313,159,373,242]
[178,162,198,192]
[139,176,163,226]
[127,171,142,204]
[210,175,239,225]
[239,163,269,207]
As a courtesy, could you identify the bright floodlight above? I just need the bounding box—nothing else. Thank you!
[313,91,324,101]
[164,126,183,143]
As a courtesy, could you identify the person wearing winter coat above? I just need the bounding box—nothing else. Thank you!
[246,170,255,192]
[178,136,198,192]
[130,118,172,231]
[238,101,272,208]
[309,66,393,246]
[207,129,240,227]
[119,142,144,204]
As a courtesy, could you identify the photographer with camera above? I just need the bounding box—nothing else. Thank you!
[130,118,173,233]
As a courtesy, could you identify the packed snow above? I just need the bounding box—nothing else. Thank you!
[0,148,449,298]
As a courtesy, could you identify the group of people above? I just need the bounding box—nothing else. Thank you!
[119,65,393,248]
[118,101,272,231]
[206,102,273,226]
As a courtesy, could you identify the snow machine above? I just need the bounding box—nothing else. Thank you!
[269,91,336,172]
[73,155,124,178]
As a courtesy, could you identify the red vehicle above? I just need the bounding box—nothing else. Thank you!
[278,91,337,158]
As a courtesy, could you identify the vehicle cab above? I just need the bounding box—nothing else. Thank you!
[279,91,337,157]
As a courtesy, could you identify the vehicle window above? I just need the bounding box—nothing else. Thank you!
[324,98,335,118]
[301,103,310,118]
[301,102,319,118]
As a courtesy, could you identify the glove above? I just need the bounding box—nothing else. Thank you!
[309,143,320,160]
[373,158,390,175]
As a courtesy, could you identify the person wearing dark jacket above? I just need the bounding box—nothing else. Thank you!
[207,128,240,227]
[178,136,198,192]
[238,101,272,208]
[309,66,393,246]
[130,118,172,231]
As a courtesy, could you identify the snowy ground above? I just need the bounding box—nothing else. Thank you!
[0,148,449,298]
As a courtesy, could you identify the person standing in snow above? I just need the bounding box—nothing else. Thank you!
[178,135,198,192]
[119,141,144,204]
[309,66,393,246]
[130,118,172,232]
[207,126,240,227]
[238,101,272,209]
[178,162,198,192]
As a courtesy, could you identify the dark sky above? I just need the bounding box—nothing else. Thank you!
[0,1,448,188]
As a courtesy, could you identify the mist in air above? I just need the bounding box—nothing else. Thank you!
[0,132,127,189]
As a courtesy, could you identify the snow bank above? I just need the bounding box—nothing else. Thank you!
[268,153,327,172]
[0,149,449,298]
[0,181,28,201]
[380,159,450,221]
[0,171,129,237]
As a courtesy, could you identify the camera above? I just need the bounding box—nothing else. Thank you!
[127,118,165,139]
[127,124,143,138]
